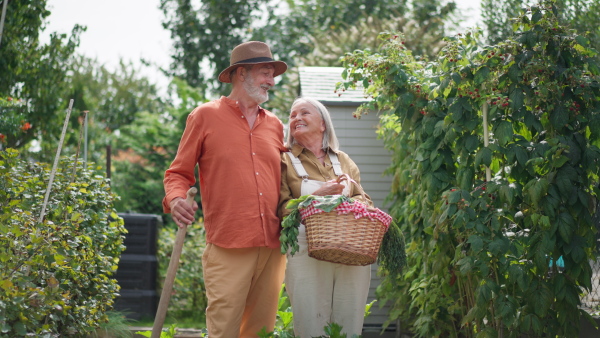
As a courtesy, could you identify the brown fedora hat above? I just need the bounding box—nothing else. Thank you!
[218,41,288,83]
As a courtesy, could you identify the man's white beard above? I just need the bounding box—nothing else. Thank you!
[243,73,269,104]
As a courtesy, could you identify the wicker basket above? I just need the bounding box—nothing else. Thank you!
[302,175,389,266]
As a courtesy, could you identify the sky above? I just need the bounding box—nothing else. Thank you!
[42,0,172,90]
[42,0,482,92]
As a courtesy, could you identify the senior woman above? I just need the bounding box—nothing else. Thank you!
[278,96,372,337]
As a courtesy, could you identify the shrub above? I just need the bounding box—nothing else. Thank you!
[0,148,126,336]
[340,1,600,336]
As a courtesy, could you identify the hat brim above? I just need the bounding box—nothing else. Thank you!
[218,60,288,83]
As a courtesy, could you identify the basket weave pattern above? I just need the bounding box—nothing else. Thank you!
[303,210,387,265]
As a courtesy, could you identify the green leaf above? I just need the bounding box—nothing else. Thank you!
[508,264,528,291]
[550,105,568,129]
[531,285,553,317]
[488,238,508,256]
[474,66,490,85]
[476,282,492,307]
[475,147,493,167]
[467,235,483,252]
[448,190,461,203]
[464,135,479,152]
[508,64,521,82]
[451,72,461,84]
[509,88,524,110]
[575,35,589,46]
[495,121,513,146]
[457,256,474,274]
[552,155,569,168]
[531,9,542,23]
[529,178,549,206]
[515,145,529,166]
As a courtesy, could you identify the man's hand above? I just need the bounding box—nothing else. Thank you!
[170,196,198,228]
[313,180,345,196]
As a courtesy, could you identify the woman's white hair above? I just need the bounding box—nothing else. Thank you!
[286,96,339,151]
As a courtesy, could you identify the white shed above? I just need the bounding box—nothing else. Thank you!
[298,66,398,334]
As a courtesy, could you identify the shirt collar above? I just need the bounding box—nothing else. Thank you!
[221,96,266,115]
[290,143,335,157]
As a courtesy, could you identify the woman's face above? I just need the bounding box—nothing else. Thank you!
[289,101,325,143]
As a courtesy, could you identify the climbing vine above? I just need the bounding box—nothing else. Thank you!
[339,1,600,336]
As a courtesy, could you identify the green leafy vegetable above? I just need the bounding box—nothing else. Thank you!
[377,220,407,278]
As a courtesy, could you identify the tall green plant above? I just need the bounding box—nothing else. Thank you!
[0,149,126,336]
[339,1,600,336]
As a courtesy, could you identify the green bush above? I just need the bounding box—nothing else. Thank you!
[340,1,600,336]
[0,148,126,336]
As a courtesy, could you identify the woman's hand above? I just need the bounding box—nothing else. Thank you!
[313,180,345,196]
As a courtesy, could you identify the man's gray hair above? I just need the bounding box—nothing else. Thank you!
[229,64,254,82]
[286,97,339,151]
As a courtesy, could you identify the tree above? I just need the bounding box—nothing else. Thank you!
[111,77,205,215]
[159,0,272,95]
[482,0,600,50]
[340,1,600,336]
[158,0,453,100]
[0,0,82,149]
[268,0,458,119]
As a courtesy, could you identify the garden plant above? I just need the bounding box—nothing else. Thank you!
[0,148,126,336]
[338,1,600,336]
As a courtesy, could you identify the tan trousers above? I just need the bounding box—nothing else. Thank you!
[202,243,286,338]
[285,225,371,338]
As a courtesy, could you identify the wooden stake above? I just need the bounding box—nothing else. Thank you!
[151,187,197,338]
[70,110,88,184]
[39,99,74,223]
[0,0,9,48]
[482,101,492,183]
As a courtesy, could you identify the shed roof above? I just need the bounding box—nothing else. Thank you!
[298,67,368,106]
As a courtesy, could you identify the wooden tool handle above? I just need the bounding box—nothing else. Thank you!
[151,187,196,338]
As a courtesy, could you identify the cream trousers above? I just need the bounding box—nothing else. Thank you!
[202,243,286,338]
[285,224,371,338]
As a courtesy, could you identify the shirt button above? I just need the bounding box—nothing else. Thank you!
[259,193,263,196]
[261,213,264,217]
[241,115,245,118]
[252,152,256,155]
[256,172,259,175]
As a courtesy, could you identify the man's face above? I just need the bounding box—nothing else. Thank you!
[243,64,275,104]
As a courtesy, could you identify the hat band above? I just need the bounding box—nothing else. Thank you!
[232,56,275,66]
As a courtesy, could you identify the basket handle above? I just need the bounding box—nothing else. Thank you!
[336,173,367,201]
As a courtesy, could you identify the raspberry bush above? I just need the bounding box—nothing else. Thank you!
[339,1,600,336]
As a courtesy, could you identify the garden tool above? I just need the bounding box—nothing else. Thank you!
[151,187,197,338]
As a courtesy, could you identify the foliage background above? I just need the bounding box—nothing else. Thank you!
[3,0,600,334]
[339,1,600,336]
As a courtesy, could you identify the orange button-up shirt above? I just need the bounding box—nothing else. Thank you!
[163,96,285,249]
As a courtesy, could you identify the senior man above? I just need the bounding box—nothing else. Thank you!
[163,41,287,337]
